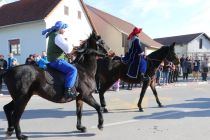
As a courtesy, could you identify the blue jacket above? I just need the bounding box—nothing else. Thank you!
[122,36,146,78]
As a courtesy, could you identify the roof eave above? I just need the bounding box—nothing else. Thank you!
[0,19,44,29]
[80,0,97,34]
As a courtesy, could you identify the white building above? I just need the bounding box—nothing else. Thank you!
[0,0,94,64]
[155,33,210,60]
[0,0,162,64]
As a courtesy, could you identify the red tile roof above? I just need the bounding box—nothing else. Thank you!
[86,5,162,48]
[0,0,61,27]
[0,0,161,48]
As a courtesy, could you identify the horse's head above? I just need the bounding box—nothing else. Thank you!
[74,32,108,63]
[77,31,108,56]
[165,42,180,65]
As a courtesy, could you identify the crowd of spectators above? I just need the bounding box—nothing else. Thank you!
[110,55,210,92]
[0,52,210,93]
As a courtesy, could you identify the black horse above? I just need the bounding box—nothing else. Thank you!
[96,42,179,112]
[2,32,106,140]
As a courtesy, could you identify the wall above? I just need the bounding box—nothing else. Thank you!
[88,8,124,55]
[188,34,210,53]
[175,44,188,57]
[0,21,46,64]
[45,0,92,47]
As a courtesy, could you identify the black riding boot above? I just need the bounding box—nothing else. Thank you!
[141,73,149,81]
[64,88,77,100]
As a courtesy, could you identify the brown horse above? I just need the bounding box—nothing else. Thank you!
[96,42,179,112]
[2,32,106,140]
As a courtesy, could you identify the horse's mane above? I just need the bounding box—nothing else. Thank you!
[147,46,169,59]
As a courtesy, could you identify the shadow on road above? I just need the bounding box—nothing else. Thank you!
[134,97,210,120]
[0,129,95,139]
[166,98,210,109]
[0,108,97,120]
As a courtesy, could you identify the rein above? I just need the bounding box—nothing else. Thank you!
[145,47,172,76]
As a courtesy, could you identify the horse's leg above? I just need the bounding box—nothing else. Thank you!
[76,96,86,132]
[150,80,163,107]
[137,81,150,112]
[13,95,31,140]
[99,91,107,112]
[3,100,15,137]
[99,82,116,113]
[83,95,103,130]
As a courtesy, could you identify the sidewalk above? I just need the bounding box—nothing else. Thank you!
[156,76,210,88]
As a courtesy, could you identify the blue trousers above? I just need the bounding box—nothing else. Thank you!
[49,59,77,88]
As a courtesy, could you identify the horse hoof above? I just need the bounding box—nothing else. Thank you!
[77,125,87,133]
[103,108,108,113]
[159,104,164,108]
[17,135,28,140]
[139,108,144,112]
[98,125,103,131]
[5,128,14,137]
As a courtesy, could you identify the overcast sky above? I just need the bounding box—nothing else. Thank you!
[84,0,210,38]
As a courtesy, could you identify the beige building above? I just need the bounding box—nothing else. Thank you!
[86,5,162,55]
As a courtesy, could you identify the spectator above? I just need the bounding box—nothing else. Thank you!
[173,64,179,82]
[162,60,170,85]
[179,55,185,76]
[25,54,36,65]
[200,57,209,81]
[156,63,163,86]
[127,83,133,90]
[182,57,191,81]
[41,51,48,61]
[35,54,49,69]
[8,53,18,68]
[168,62,175,83]
[192,58,200,81]
[112,79,120,92]
[0,54,7,92]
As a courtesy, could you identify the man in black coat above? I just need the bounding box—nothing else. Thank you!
[0,54,7,92]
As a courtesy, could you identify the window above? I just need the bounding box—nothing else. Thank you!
[78,11,81,19]
[9,39,20,55]
[64,6,69,15]
[122,33,128,48]
[199,39,202,49]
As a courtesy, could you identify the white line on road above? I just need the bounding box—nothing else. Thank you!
[90,111,184,129]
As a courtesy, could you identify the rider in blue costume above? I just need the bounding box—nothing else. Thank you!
[42,21,77,99]
[122,27,148,81]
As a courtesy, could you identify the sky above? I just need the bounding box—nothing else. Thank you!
[2,0,209,38]
[84,0,210,38]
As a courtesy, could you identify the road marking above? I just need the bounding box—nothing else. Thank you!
[90,111,182,129]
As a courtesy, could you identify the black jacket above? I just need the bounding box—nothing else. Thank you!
[0,59,7,70]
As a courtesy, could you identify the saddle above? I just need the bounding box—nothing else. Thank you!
[43,66,78,87]
[44,67,65,85]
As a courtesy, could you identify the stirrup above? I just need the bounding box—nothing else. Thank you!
[64,88,77,99]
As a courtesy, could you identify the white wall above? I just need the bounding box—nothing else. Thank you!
[0,21,46,64]
[45,0,92,46]
[0,0,93,64]
[188,34,210,53]
[145,48,157,55]
[175,44,188,57]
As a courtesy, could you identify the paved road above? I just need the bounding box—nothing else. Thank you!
[0,81,210,140]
